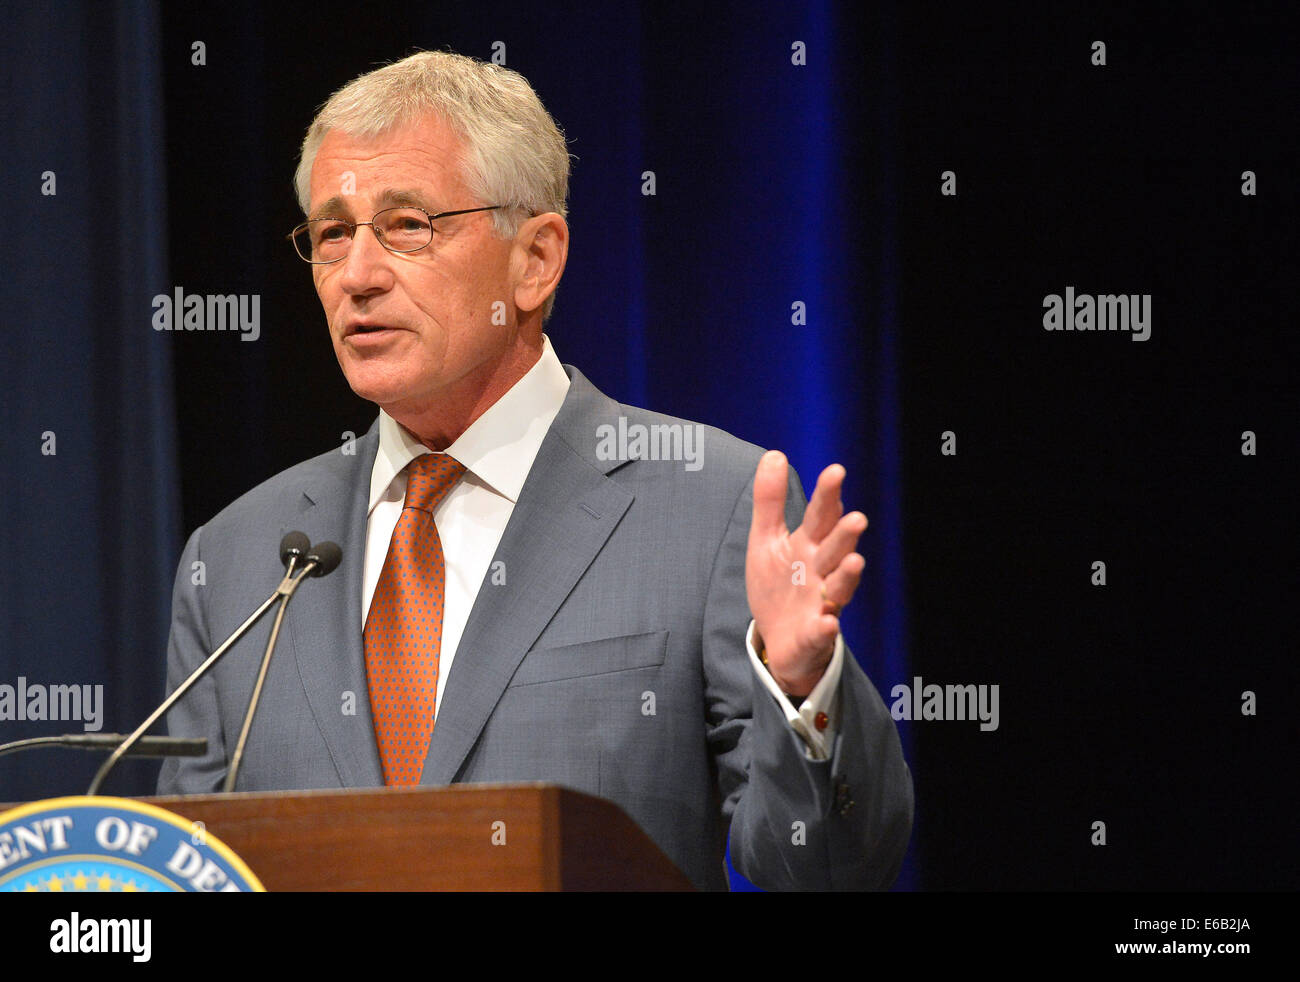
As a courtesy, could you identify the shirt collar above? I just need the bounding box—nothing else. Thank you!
[368,333,571,515]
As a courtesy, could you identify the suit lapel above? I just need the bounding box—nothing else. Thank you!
[283,419,385,787]
[419,367,633,786]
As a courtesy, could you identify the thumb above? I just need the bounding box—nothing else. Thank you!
[750,450,790,541]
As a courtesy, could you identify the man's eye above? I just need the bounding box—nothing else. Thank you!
[317,224,348,241]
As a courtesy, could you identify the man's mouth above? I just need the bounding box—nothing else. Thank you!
[344,321,403,339]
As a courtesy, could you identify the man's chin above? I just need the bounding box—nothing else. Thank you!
[337,345,410,401]
[339,362,418,408]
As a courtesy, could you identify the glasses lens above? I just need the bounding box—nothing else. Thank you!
[296,219,351,262]
[291,226,314,261]
[374,208,433,252]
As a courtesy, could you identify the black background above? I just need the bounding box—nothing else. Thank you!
[898,4,1295,887]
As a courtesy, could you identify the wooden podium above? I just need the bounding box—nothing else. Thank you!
[145,783,693,891]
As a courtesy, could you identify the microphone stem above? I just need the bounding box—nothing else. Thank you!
[223,560,318,792]
[0,735,208,759]
[86,570,296,796]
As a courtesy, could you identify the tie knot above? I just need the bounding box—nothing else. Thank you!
[404,453,466,513]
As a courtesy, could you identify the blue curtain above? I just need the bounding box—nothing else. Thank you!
[0,1,180,800]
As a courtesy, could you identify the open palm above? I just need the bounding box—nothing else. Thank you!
[745,451,867,697]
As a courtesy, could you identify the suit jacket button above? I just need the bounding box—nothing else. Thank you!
[834,779,854,816]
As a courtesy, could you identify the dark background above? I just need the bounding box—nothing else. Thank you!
[2,0,1295,889]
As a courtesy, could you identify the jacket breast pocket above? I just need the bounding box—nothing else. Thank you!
[508,630,669,686]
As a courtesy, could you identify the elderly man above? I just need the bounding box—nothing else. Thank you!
[158,50,912,891]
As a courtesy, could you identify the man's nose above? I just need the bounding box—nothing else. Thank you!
[337,223,394,295]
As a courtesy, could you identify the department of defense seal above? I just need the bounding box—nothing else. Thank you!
[0,796,263,892]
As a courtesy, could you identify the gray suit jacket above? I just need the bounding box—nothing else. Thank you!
[157,364,913,890]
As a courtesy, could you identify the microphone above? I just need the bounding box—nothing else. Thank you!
[86,532,340,795]
[0,734,207,760]
[223,539,343,792]
[304,541,342,577]
[280,530,311,570]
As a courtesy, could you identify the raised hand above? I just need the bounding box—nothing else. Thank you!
[745,451,867,697]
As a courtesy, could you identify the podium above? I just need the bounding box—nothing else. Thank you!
[145,783,693,891]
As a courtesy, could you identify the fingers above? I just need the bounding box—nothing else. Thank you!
[813,510,867,578]
[800,463,846,543]
[821,551,865,610]
[750,450,791,541]
[803,612,841,658]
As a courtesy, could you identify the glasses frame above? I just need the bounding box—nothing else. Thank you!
[288,204,504,264]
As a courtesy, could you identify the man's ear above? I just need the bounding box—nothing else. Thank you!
[512,212,569,315]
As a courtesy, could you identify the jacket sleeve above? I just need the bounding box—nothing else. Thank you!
[704,462,914,890]
[155,524,230,796]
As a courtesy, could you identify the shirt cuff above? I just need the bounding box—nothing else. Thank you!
[745,620,843,761]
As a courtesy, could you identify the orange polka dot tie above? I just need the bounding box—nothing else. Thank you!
[365,453,466,786]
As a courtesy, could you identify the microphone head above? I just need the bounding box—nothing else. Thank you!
[280,531,311,567]
[306,541,343,577]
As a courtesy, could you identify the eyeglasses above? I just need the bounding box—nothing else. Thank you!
[288,205,503,264]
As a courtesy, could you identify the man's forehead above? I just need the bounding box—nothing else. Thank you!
[309,116,466,212]
[311,187,438,219]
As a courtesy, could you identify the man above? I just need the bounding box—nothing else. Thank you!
[158,50,912,891]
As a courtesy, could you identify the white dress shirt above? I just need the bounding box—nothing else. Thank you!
[363,334,843,759]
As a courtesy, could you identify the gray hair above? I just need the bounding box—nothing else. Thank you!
[294,50,571,321]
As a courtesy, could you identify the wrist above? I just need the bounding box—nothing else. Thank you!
[754,628,809,704]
